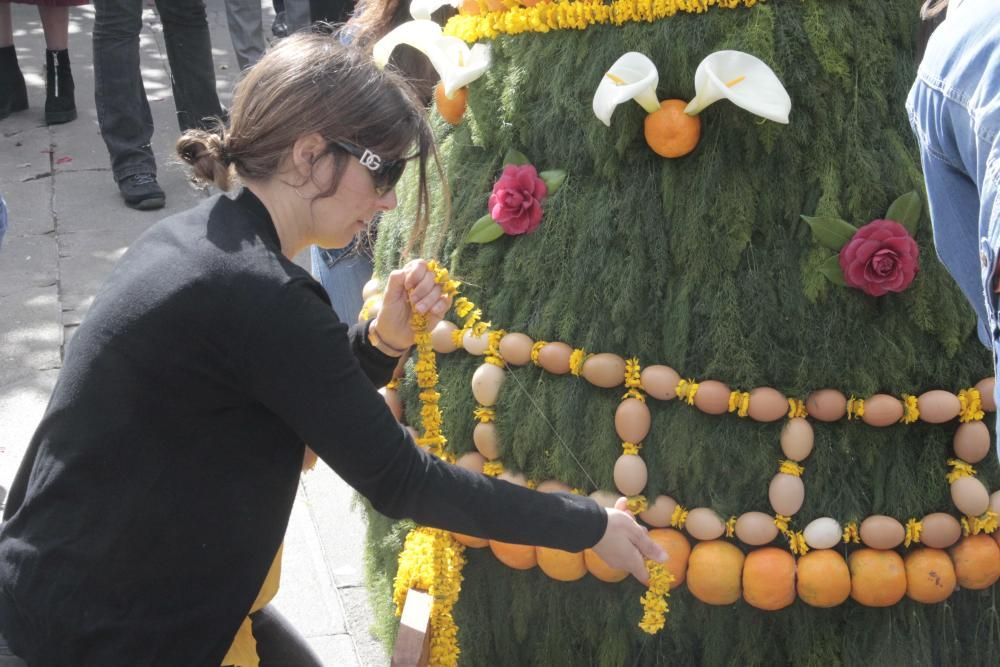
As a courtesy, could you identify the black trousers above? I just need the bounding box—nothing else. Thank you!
[248,605,325,667]
[309,0,354,24]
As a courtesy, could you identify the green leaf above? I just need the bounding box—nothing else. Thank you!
[885,190,922,236]
[502,149,530,166]
[801,215,858,251]
[817,254,847,286]
[539,169,567,195]
[465,214,505,244]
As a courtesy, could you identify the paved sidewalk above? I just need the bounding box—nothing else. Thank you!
[0,3,389,665]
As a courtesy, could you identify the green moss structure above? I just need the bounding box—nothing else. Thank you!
[365,1,1000,664]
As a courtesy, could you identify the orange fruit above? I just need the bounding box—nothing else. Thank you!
[584,549,628,583]
[489,540,536,570]
[537,547,587,582]
[435,83,468,126]
[904,548,956,603]
[648,528,691,588]
[848,549,907,607]
[452,532,488,548]
[949,534,1000,590]
[797,550,851,608]
[687,540,744,605]
[742,547,796,611]
[643,99,702,158]
[459,0,481,14]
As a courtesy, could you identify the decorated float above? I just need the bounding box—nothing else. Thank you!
[363,1,1000,664]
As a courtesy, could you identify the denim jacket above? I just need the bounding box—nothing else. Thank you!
[906,0,1000,352]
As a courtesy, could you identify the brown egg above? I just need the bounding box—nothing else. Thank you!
[805,389,847,422]
[589,490,620,509]
[954,421,992,464]
[685,508,726,541]
[639,495,677,527]
[976,377,996,412]
[748,387,787,422]
[992,490,1000,514]
[614,398,651,443]
[780,418,814,461]
[641,365,681,401]
[920,513,963,549]
[951,476,990,516]
[430,320,459,353]
[498,470,527,487]
[735,511,779,546]
[768,473,805,516]
[537,479,572,494]
[498,332,534,366]
[462,329,490,355]
[860,515,905,550]
[379,387,403,421]
[862,394,904,427]
[581,353,627,388]
[471,363,506,406]
[456,451,486,473]
[362,278,381,300]
[537,342,572,375]
[613,454,648,496]
[693,380,730,415]
[917,390,961,424]
[473,422,500,460]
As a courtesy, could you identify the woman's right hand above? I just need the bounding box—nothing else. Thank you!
[591,497,668,585]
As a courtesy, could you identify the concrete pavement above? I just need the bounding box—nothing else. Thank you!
[0,2,389,665]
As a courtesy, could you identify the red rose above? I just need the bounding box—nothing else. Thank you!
[488,164,547,235]
[838,219,919,297]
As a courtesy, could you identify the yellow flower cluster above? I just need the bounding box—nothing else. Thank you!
[622,441,642,455]
[530,340,547,366]
[485,329,506,367]
[444,0,759,44]
[901,394,920,423]
[728,390,751,417]
[676,378,699,405]
[392,526,467,667]
[904,517,923,548]
[846,396,865,420]
[638,561,676,635]
[773,514,808,555]
[627,495,648,514]
[483,460,505,476]
[962,510,999,536]
[778,459,804,477]
[473,406,496,423]
[569,347,589,376]
[958,387,985,422]
[670,504,689,529]
[946,458,976,484]
[787,398,808,419]
[842,521,861,544]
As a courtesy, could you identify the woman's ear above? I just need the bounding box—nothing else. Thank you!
[290,132,328,181]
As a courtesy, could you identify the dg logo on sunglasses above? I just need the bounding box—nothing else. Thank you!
[360,150,383,172]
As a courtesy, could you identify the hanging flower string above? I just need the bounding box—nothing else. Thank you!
[638,562,675,635]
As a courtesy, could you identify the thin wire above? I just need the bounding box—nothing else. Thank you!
[502,361,601,491]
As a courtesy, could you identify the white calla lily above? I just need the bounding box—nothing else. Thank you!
[409,0,460,20]
[684,50,791,124]
[592,52,661,127]
[372,20,491,97]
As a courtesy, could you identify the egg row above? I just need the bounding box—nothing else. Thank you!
[431,321,997,425]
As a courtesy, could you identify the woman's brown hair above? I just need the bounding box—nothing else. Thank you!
[176,32,440,252]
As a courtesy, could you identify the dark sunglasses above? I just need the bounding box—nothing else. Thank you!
[330,140,407,196]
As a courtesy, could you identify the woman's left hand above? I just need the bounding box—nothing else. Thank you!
[371,259,452,353]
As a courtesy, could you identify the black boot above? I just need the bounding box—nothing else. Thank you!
[0,45,29,120]
[45,49,76,125]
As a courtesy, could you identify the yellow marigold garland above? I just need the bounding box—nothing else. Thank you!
[901,394,920,424]
[444,0,761,44]
[946,458,976,483]
[622,441,642,456]
[670,505,689,529]
[569,348,589,376]
[392,526,467,667]
[625,357,642,389]
[842,521,861,544]
[778,460,804,477]
[958,388,985,422]
[531,341,547,366]
[728,390,751,417]
[676,379,699,405]
[904,518,922,548]
[787,398,808,419]
[638,561,675,635]
[473,406,496,423]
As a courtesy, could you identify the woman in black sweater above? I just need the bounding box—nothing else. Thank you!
[0,34,665,666]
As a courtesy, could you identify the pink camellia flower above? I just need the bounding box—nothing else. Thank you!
[838,219,919,297]
[488,164,548,235]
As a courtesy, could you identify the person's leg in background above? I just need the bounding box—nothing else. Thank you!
[283,0,310,33]
[0,2,29,120]
[271,0,287,37]
[250,606,324,667]
[153,0,222,132]
[223,0,265,71]
[37,4,76,123]
[308,0,353,25]
[93,0,165,209]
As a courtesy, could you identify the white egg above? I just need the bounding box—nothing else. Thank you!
[803,517,842,550]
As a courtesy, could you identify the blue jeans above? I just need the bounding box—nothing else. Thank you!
[310,241,373,322]
[906,0,1000,412]
[93,0,223,182]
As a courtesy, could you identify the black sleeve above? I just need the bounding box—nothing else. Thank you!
[347,319,397,389]
[244,280,607,551]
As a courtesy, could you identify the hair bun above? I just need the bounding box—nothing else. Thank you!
[175,130,233,191]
